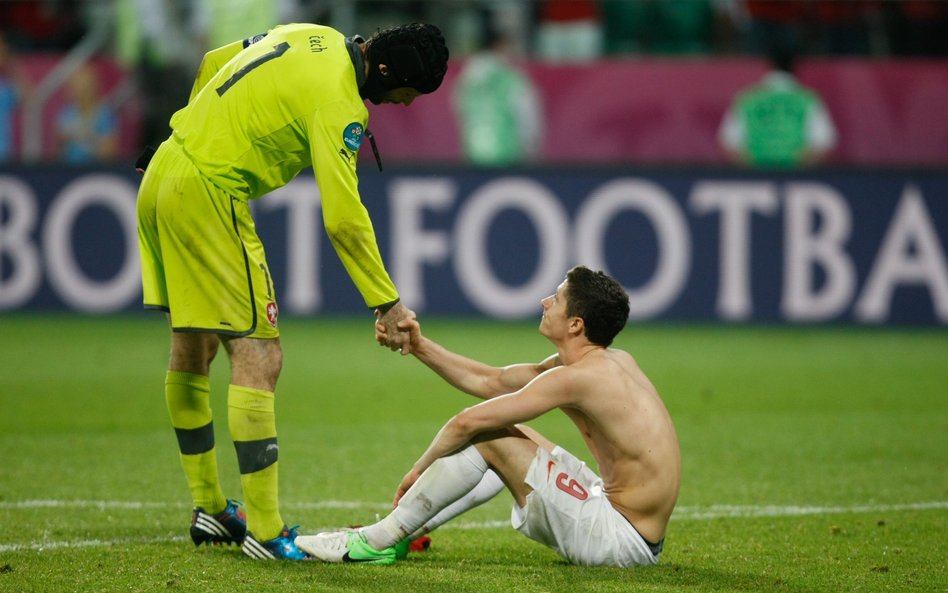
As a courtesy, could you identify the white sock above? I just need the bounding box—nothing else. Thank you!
[362,446,488,550]
[411,469,505,537]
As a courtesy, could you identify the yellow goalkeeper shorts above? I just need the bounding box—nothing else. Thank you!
[137,140,279,338]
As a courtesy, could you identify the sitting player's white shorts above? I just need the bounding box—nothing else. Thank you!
[511,446,661,567]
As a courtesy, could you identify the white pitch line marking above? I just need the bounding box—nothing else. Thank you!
[671,500,948,520]
[0,536,188,553]
[3,499,945,516]
[0,499,388,511]
[1,500,944,553]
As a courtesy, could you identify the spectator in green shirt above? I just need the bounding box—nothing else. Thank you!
[718,44,837,168]
[453,27,543,166]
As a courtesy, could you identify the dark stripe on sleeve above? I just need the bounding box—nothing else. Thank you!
[174,423,215,455]
[233,437,279,474]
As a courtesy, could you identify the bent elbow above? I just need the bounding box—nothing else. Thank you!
[450,408,482,437]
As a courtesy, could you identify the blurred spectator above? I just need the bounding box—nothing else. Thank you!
[603,0,716,56]
[0,32,30,161]
[55,63,118,162]
[534,0,603,62]
[453,25,543,166]
[114,0,198,150]
[717,43,837,168]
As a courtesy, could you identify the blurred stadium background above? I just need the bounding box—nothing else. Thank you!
[1,4,946,590]
[0,0,946,324]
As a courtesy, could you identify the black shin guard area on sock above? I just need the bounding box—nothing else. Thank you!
[233,437,279,474]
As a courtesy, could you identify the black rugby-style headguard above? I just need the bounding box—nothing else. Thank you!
[361,23,449,104]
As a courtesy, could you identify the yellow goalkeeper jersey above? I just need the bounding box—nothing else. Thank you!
[167,23,397,308]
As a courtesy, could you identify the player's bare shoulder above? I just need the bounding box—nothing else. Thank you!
[557,348,611,385]
[578,347,638,375]
[577,347,659,398]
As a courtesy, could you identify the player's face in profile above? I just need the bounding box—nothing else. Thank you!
[539,280,570,337]
[371,87,422,106]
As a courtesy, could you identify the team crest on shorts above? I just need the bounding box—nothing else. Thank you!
[266,302,279,328]
[343,122,364,151]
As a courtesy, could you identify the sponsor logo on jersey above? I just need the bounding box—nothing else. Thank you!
[343,122,364,151]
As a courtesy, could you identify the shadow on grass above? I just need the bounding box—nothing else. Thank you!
[629,562,815,593]
[299,556,817,593]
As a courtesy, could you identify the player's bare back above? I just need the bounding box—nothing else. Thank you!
[557,348,681,543]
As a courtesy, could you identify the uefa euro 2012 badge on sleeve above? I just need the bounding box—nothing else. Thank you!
[343,123,364,151]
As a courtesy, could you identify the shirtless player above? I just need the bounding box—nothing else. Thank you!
[297,265,681,567]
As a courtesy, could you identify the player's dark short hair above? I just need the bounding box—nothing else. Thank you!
[564,266,630,347]
[365,23,449,94]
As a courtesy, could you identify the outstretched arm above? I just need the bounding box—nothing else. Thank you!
[376,317,560,399]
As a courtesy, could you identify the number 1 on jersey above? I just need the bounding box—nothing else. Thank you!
[216,42,290,97]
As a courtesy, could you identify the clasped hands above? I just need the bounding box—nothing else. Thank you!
[374,301,416,355]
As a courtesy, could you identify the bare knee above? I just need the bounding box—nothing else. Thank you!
[224,337,283,391]
[170,332,221,375]
[472,432,540,508]
[473,428,542,472]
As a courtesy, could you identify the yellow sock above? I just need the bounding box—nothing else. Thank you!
[228,384,283,541]
[165,371,226,513]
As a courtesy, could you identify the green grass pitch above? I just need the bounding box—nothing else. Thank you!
[0,314,945,592]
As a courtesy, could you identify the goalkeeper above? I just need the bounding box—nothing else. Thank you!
[136,23,448,560]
